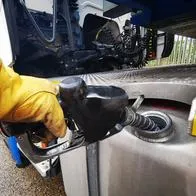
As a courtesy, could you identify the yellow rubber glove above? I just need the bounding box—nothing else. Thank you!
[0,59,66,140]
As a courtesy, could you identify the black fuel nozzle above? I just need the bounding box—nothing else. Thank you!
[116,95,160,132]
[59,77,87,107]
[59,77,129,142]
[121,107,160,131]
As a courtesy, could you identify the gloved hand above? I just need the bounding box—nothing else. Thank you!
[0,59,66,141]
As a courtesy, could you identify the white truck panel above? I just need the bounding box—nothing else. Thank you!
[0,0,13,66]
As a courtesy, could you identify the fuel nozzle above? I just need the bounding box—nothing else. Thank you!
[122,107,160,132]
[116,96,174,143]
[59,77,87,106]
[116,95,160,132]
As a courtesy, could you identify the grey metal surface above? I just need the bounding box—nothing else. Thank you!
[60,146,89,196]
[86,143,100,196]
[99,105,196,196]
[51,64,196,105]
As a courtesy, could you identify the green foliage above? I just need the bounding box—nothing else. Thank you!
[147,36,196,67]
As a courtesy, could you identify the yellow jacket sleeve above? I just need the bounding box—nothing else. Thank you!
[0,59,66,138]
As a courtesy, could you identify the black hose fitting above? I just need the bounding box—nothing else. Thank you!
[119,107,160,132]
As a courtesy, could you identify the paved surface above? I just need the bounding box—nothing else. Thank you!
[0,140,66,196]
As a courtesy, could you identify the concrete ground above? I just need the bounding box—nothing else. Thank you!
[0,139,66,196]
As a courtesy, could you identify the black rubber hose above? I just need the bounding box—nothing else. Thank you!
[19,0,57,44]
[120,107,160,132]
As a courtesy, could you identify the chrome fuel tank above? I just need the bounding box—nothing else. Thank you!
[99,105,196,196]
[61,103,196,196]
[59,65,196,196]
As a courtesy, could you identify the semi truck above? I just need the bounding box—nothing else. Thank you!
[0,0,196,196]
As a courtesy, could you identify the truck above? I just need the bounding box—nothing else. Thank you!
[0,0,196,196]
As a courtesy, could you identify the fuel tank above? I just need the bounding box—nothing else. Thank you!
[57,64,196,196]
[99,103,194,196]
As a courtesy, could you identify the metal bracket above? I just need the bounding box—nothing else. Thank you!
[86,143,100,196]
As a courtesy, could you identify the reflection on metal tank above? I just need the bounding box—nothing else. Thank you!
[99,104,196,196]
[60,64,196,196]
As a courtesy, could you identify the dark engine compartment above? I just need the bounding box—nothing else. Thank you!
[4,0,174,78]
[10,0,83,77]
